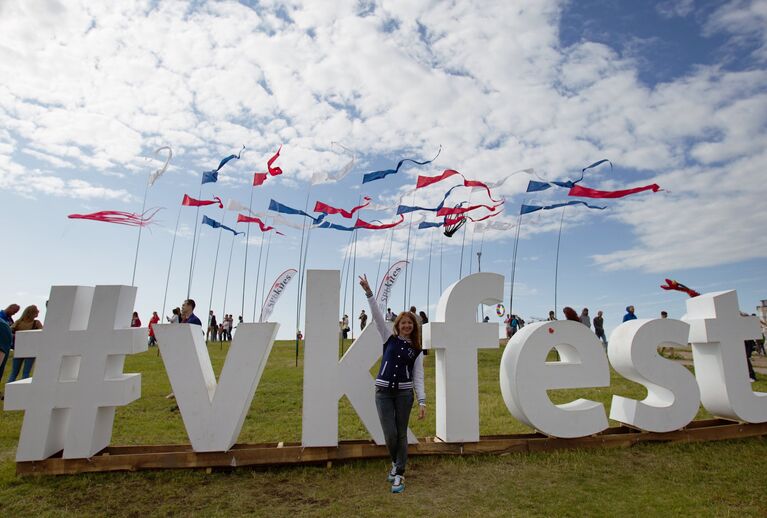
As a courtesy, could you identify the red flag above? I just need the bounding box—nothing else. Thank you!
[182,194,223,208]
[417,169,502,202]
[568,183,661,199]
[267,145,282,176]
[437,201,504,217]
[237,214,284,235]
[253,173,268,186]
[68,209,160,227]
[354,214,405,230]
[314,196,371,218]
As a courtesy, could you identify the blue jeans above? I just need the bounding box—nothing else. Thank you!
[8,357,34,382]
[375,387,414,476]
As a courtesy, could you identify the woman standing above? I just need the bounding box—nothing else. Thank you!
[131,311,141,328]
[8,305,43,382]
[359,274,425,494]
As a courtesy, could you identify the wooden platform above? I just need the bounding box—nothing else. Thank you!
[17,419,767,476]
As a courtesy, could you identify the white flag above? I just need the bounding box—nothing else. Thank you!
[148,146,173,186]
[375,260,408,312]
[259,269,297,322]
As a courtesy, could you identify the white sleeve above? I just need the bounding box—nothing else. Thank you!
[366,293,391,342]
[413,353,426,405]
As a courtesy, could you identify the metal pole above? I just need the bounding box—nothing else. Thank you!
[130,179,150,286]
[241,184,255,318]
[187,183,203,298]
[161,206,183,321]
[554,206,567,317]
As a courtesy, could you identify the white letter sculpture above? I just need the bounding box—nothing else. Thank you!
[683,290,767,422]
[500,320,610,438]
[608,319,700,432]
[4,285,146,461]
[422,273,503,442]
[302,270,417,447]
[154,321,278,452]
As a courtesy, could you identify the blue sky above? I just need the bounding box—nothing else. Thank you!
[0,0,765,340]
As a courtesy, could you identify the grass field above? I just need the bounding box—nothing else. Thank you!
[2,340,767,517]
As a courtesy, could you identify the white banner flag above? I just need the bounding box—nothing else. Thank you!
[259,269,297,322]
[375,260,408,312]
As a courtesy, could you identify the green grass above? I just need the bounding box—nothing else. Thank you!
[1,340,766,517]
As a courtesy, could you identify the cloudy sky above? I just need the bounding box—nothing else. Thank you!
[1,0,765,339]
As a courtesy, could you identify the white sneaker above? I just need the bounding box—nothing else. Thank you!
[391,474,405,493]
[387,464,397,482]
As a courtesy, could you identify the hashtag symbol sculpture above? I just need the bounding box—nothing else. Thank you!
[4,285,147,461]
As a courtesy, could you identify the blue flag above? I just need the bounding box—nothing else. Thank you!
[202,215,244,235]
[268,199,326,224]
[362,146,441,184]
[520,200,606,215]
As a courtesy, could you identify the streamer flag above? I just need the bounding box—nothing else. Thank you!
[660,278,700,298]
[476,168,535,191]
[315,221,355,232]
[416,169,502,203]
[182,194,223,208]
[314,197,371,218]
[397,185,460,215]
[226,199,251,212]
[259,268,297,322]
[362,145,442,184]
[202,215,244,236]
[436,200,504,217]
[525,159,613,192]
[475,220,514,231]
[520,200,606,215]
[268,199,326,224]
[202,145,245,184]
[418,220,444,229]
[68,209,160,227]
[355,214,405,230]
[253,173,268,186]
[568,183,661,199]
[311,142,356,184]
[237,214,285,235]
[375,260,408,312]
[148,146,173,186]
[266,146,283,176]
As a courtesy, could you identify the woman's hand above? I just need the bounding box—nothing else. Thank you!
[359,274,373,297]
[418,405,426,420]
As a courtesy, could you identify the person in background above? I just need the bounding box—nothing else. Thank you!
[0,303,19,383]
[0,318,11,398]
[623,306,637,322]
[419,311,429,324]
[386,308,395,322]
[580,308,591,328]
[660,311,668,319]
[483,316,490,323]
[181,299,202,326]
[593,310,607,348]
[8,305,43,382]
[341,314,350,340]
[359,309,368,331]
[148,311,160,347]
[167,307,181,323]
[547,310,557,321]
[131,311,141,328]
[207,311,217,342]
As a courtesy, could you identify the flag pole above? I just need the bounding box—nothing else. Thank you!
[130,178,150,286]
[509,205,524,318]
[257,225,274,322]
[241,183,255,319]
[426,227,434,317]
[186,183,203,298]
[207,212,226,340]
[221,231,237,325]
[293,187,312,366]
[554,205,567,317]
[161,205,183,321]
[252,232,265,322]
[402,191,416,310]
[458,190,474,280]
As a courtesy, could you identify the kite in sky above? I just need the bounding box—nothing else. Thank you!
[68,208,161,227]
[362,145,442,184]
[660,279,700,298]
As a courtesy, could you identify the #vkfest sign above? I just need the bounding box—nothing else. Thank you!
[4,271,765,462]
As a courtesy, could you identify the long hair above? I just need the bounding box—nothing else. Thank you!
[393,311,421,350]
[563,306,579,322]
[12,305,40,331]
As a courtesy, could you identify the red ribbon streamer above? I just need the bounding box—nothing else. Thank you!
[314,196,371,219]
[237,214,284,235]
[568,183,661,199]
[467,210,504,223]
[182,194,223,208]
[660,278,700,298]
[417,169,502,203]
[437,201,504,217]
[354,214,405,230]
[267,146,283,176]
[253,173,268,186]
[68,209,160,227]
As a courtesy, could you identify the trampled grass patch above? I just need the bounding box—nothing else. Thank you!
[1,340,766,516]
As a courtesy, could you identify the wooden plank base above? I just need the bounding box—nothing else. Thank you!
[16,419,767,476]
